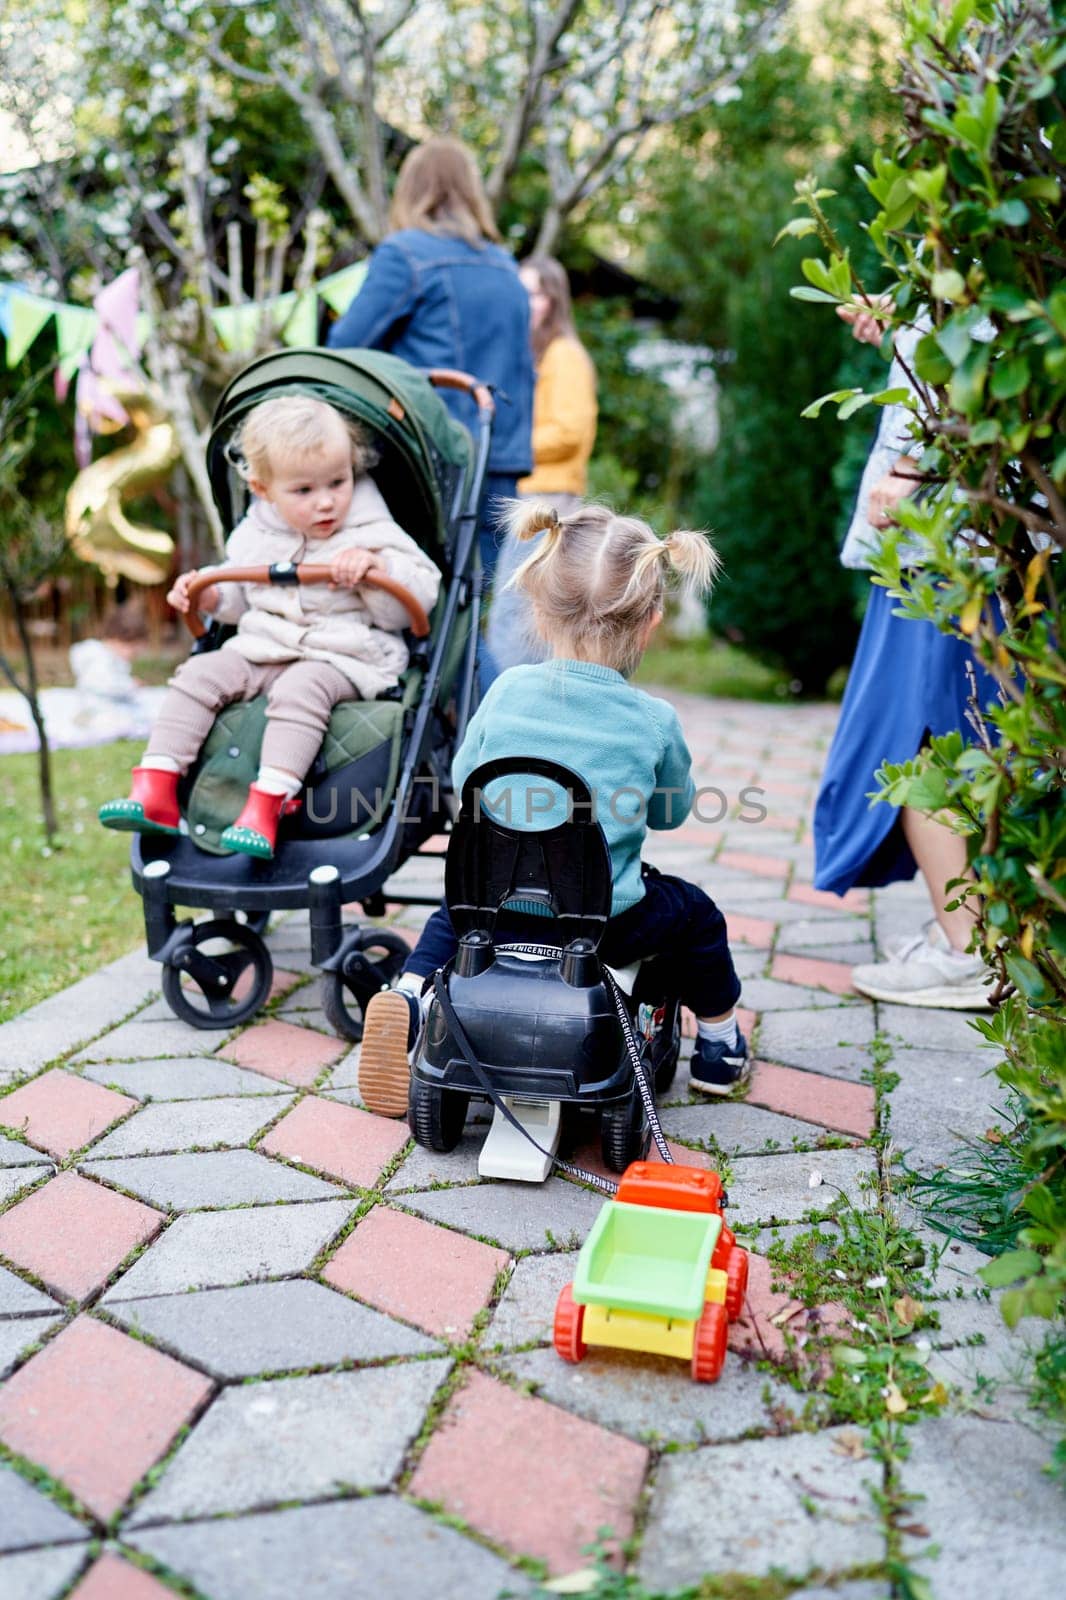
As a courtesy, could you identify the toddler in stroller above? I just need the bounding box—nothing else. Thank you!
[358,498,751,1156]
[100,348,493,1037]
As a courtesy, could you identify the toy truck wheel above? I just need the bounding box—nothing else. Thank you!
[691,1301,728,1383]
[725,1246,749,1321]
[553,1284,587,1363]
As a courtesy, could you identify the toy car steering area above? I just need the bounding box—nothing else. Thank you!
[554,1161,749,1384]
[180,563,432,639]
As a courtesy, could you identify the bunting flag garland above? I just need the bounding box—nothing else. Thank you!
[0,261,368,371]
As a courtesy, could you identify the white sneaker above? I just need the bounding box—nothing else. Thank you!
[852,921,994,1010]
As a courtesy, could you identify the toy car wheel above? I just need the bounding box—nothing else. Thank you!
[725,1245,749,1321]
[160,919,274,1029]
[600,1080,650,1174]
[408,1075,470,1152]
[320,930,411,1042]
[691,1301,728,1383]
[553,1284,587,1363]
[651,1000,682,1096]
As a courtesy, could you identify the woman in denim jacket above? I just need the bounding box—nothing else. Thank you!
[327,137,534,583]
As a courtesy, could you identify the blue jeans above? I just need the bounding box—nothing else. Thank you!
[403,864,741,1018]
[474,473,517,693]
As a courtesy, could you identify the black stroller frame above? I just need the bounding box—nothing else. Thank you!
[130,352,494,1040]
[408,758,683,1174]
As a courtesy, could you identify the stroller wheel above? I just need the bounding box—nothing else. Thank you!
[600,1079,651,1174]
[408,1075,469,1153]
[652,1000,682,1097]
[160,919,274,1030]
[319,930,411,1042]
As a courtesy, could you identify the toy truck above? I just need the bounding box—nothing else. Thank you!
[553,1161,748,1382]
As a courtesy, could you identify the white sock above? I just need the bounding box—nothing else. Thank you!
[397,971,431,1017]
[141,755,181,773]
[256,766,302,798]
[697,1013,741,1049]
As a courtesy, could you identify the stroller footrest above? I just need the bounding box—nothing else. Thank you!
[477,1096,561,1184]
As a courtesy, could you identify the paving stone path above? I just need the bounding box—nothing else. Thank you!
[0,693,1062,1600]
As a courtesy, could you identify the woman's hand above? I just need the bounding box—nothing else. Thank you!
[868,458,923,529]
[167,570,219,615]
[330,549,387,589]
[837,295,894,347]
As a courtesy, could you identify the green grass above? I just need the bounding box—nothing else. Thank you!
[634,632,793,701]
[0,739,145,1023]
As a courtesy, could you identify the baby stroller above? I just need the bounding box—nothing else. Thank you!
[409,758,683,1176]
[130,348,492,1039]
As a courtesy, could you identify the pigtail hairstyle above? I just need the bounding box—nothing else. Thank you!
[503,500,720,677]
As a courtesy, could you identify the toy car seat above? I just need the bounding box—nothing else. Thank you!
[408,758,682,1172]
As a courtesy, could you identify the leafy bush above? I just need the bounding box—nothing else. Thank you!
[788,0,1065,1432]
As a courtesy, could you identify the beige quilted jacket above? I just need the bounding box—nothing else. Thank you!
[209,479,442,697]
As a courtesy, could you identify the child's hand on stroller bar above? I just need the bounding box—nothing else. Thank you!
[168,570,220,616]
[330,549,387,589]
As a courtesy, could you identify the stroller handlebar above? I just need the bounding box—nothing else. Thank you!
[426,368,495,417]
[181,564,431,640]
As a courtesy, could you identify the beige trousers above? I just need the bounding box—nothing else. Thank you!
[145,648,355,779]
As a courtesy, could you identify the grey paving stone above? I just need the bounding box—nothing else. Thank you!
[0,948,160,1083]
[0,1464,88,1552]
[80,1057,289,1100]
[756,1007,877,1081]
[108,1278,437,1378]
[731,949,769,981]
[80,1149,345,1210]
[889,1080,1005,1173]
[87,1095,293,1159]
[0,1135,50,1167]
[744,981,861,1015]
[900,1414,1066,1600]
[130,1496,528,1600]
[710,892,841,922]
[0,1166,51,1207]
[877,1004,989,1053]
[394,1176,604,1253]
[659,1101,837,1155]
[725,1148,877,1229]
[0,1546,88,1600]
[0,1265,62,1318]
[791,1585,886,1600]
[125,1359,451,1524]
[323,1046,361,1090]
[386,1126,485,1192]
[504,1344,799,1446]
[0,1315,63,1378]
[101,1199,355,1301]
[70,1017,225,1063]
[484,1251,580,1350]
[639,1426,884,1589]
[775,919,871,950]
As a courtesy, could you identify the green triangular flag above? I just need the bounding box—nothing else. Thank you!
[6,291,55,367]
[54,303,97,381]
[211,304,263,352]
[318,261,367,315]
[280,292,318,347]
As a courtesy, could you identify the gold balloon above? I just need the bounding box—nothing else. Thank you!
[65,385,180,585]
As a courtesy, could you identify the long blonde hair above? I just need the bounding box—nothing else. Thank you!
[504,500,720,676]
[389,137,500,246]
[522,255,584,363]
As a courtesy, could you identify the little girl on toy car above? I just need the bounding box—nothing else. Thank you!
[359,497,747,1113]
[99,395,441,859]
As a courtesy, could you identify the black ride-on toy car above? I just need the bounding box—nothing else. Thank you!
[408,758,683,1174]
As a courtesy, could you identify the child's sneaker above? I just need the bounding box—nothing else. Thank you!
[358,988,421,1119]
[689,1029,751,1097]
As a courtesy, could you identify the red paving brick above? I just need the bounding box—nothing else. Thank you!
[788,883,870,912]
[729,1252,845,1364]
[69,1553,178,1599]
[717,849,790,879]
[0,1071,137,1160]
[0,1316,212,1520]
[771,953,856,997]
[0,1172,163,1301]
[219,1018,346,1086]
[324,1206,508,1339]
[259,1094,408,1188]
[233,965,302,1004]
[409,1370,648,1574]
[749,1060,874,1139]
[725,912,776,948]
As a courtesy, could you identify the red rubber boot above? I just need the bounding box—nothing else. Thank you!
[219,784,300,860]
[99,766,181,835]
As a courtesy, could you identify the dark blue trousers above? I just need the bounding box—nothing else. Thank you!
[404,864,741,1018]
